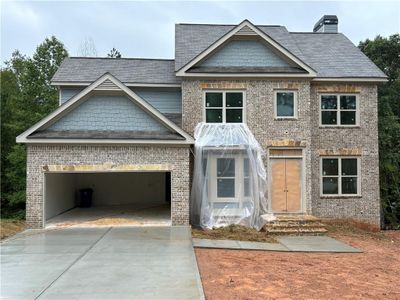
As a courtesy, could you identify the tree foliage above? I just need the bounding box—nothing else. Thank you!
[1,36,68,218]
[107,47,122,58]
[359,34,400,229]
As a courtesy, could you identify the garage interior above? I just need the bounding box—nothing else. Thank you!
[44,171,171,228]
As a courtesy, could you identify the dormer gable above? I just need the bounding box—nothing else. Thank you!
[176,20,316,78]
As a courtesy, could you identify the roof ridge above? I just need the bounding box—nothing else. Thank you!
[290,32,339,34]
[176,23,283,27]
[68,57,175,61]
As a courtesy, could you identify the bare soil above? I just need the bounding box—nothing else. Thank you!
[195,223,400,300]
[192,225,277,243]
[0,219,25,240]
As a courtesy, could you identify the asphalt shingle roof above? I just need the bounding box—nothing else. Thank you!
[52,58,181,84]
[52,23,387,84]
[174,24,305,71]
[175,23,387,78]
[290,33,386,78]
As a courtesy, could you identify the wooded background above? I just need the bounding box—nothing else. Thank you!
[1,35,399,228]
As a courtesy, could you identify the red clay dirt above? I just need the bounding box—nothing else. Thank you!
[195,230,400,300]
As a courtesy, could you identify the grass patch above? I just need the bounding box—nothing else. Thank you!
[1,219,26,240]
[324,219,387,240]
[192,224,277,243]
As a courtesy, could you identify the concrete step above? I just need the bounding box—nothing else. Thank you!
[272,215,322,222]
[266,227,328,236]
[263,215,327,236]
[266,223,325,229]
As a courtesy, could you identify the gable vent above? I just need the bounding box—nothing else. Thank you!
[235,25,257,36]
[94,79,120,91]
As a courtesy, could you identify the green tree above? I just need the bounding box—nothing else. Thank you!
[1,36,68,218]
[107,47,122,58]
[359,34,400,229]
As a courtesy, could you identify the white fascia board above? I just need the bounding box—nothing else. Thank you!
[51,81,181,88]
[17,73,194,144]
[176,20,317,77]
[17,74,112,143]
[312,77,388,83]
[177,73,314,78]
[16,137,193,145]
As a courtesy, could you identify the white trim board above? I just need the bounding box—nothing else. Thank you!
[176,19,317,77]
[25,139,193,146]
[51,82,182,88]
[312,77,388,83]
[17,73,194,145]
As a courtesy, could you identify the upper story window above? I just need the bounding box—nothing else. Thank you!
[320,94,358,126]
[204,91,244,123]
[274,91,297,118]
[321,157,360,196]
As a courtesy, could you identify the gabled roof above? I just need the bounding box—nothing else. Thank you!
[175,20,316,77]
[175,21,387,79]
[51,58,181,86]
[17,73,194,145]
[290,33,387,78]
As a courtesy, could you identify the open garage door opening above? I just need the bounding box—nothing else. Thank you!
[44,172,171,228]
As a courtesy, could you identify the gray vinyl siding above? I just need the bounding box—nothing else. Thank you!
[200,40,291,68]
[49,95,168,132]
[60,88,84,104]
[59,87,182,114]
[131,88,182,113]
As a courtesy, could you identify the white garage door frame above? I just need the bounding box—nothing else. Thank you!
[42,164,173,228]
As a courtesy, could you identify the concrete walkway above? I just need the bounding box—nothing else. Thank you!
[192,236,361,253]
[1,227,204,300]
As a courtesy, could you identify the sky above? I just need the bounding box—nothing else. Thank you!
[1,0,399,64]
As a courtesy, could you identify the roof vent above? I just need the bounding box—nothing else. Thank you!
[236,25,257,36]
[313,15,338,33]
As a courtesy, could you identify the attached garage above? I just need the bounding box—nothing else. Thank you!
[44,171,171,228]
[17,73,194,229]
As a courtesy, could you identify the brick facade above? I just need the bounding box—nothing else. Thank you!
[182,79,380,225]
[26,145,190,228]
[310,83,380,225]
[25,80,380,228]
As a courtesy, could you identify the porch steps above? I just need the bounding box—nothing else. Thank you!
[263,215,327,236]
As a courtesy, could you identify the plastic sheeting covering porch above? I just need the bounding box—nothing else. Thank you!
[190,123,269,230]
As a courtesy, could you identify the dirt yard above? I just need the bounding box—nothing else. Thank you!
[195,225,400,300]
[0,219,25,240]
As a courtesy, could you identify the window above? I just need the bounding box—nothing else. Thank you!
[217,158,235,198]
[207,154,252,214]
[275,91,297,118]
[320,94,358,126]
[205,91,244,123]
[321,157,359,196]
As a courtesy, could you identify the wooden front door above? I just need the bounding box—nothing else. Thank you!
[271,158,302,212]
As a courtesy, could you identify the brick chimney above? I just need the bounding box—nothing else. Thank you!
[313,15,338,33]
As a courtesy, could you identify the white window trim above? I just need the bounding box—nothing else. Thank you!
[208,154,251,216]
[274,90,298,119]
[320,157,361,197]
[319,93,360,127]
[203,90,246,123]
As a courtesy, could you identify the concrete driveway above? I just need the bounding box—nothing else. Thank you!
[1,227,204,300]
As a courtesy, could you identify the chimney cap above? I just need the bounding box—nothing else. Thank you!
[313,15,338,32]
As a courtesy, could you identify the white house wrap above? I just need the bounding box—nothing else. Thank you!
[190,123,268,230]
